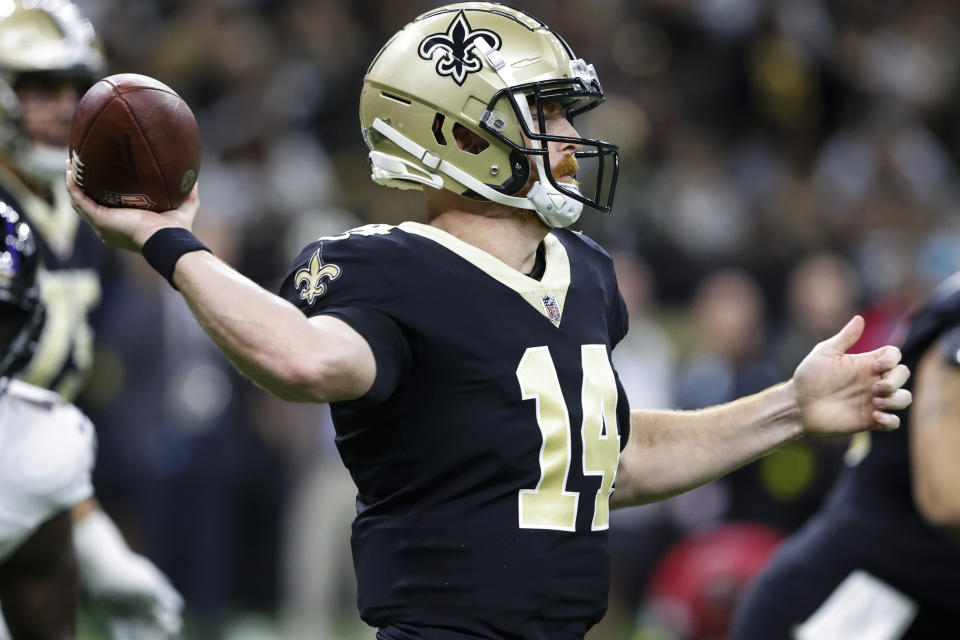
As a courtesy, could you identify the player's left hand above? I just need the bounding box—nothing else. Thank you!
[66,159,198,252]
[793,315,911,436]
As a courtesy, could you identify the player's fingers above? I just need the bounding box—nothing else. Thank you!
[872,410,901,432]
[868,345,902,373]
[177,183,200,217]
[820,315,865,354]
[65,170,108,224]
[872,363,911,395]
[873,388,912,411]
[65,171,94,220]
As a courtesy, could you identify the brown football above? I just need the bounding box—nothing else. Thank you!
[69,73,201,212]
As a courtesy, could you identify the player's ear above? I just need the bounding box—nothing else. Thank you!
[452,123,489,155]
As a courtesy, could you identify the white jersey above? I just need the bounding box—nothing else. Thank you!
[0,378,96,562]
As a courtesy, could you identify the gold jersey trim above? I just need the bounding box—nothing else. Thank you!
[398,221,569,326]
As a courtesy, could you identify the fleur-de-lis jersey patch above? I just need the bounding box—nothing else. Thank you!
[418,10,502,86]
[294,247,341,306]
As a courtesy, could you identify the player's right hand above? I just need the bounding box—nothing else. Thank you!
[66,159,199,252]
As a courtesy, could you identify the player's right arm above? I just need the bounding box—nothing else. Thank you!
[65,166,375,404]
[909,333,960,534]
[173,251,376,402]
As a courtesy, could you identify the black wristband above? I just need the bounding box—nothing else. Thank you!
[141,227,211,289]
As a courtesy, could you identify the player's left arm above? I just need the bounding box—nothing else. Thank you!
[612,316,911,508]
[909,335,960,534]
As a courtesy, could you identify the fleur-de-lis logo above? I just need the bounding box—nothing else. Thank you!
[294,248,341,306]
[418,10,502,86]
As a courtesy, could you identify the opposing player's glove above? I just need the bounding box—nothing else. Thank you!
[74,509,184,638]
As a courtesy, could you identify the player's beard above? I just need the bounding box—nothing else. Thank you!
[520,153,580,193]
[552,154,580,187]
[505,153,580,222]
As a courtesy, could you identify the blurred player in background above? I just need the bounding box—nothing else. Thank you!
[733,274,960,639]
[0,209,181,639]
[0,2,182,638]
[69,3,912,638]
[0,204,88,640]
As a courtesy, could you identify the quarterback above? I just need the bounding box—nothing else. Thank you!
[70,4,912,639]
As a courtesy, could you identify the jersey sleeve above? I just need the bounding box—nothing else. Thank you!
[569,229,631,348]
[610,287,629,348]
[278,230,411,403]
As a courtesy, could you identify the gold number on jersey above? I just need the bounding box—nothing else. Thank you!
[19,269,101,402]
[516,345,621,531]
[580,345,621,530]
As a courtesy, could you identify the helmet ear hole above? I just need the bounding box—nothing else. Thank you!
[452,123,489,155]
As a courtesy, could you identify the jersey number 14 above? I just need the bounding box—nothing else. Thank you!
[516,345,621,532]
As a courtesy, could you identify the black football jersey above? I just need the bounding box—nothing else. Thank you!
[823,274,960,608]
[279,222,631,639]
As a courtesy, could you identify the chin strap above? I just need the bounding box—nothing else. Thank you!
[370,117,533,210]
[526,181,583,228]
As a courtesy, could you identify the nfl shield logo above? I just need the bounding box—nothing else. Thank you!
[540,294,561,323]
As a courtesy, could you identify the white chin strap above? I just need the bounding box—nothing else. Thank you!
[368,119,582,228]
[526,180,583,228]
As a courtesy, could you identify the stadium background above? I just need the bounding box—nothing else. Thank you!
[66,0,960,638]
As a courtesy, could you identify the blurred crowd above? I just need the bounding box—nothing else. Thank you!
[67,0,960,638]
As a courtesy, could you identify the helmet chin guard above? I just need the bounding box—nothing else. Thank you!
[527,180,583,228]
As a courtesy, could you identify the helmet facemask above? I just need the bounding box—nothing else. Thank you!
[479,60,620,221]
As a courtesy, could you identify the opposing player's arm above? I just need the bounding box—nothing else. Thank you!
[612,316,911,508]
[66,167,375,403]
[909,337,960,534]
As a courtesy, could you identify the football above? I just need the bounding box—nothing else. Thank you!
[69,73,201,212]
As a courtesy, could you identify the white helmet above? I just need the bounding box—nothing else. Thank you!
[360,2,619,228]
[0,0,104,184]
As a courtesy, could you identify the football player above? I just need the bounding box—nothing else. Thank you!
[732,275,960,640]
[67,4,912,638]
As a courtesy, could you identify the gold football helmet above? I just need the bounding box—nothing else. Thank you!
[0,0,104,184]
[360,2,619,228]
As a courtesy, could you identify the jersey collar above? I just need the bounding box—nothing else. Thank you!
[398,221,570,327]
